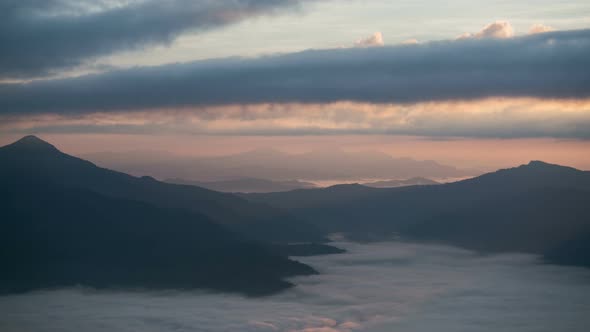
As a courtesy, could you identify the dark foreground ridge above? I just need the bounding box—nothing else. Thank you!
[244,161,590,268]
[270,243,347,257]
[0,136,321,296]
[1,136,326,244]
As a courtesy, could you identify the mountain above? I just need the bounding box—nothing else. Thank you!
[166,177,317,193]
[1,136,324,244]
[243,161,590,267]
[269,243,346,257]
[363,177,439,188]
[0,136,319,295]
[0,177,315,296]
[83,147,477,182]
[543,231,590,267]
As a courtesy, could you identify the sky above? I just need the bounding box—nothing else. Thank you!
[1,0,590,170]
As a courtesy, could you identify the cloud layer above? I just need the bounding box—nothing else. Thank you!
[0,0,311,79]
[1,241,589,331]
[3,99,590,139]
[1,28,588,116]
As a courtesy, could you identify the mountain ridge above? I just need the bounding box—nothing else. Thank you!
[81,146,478,182]
[0,136,322,295]
[166,177,317,193]
[0,136,325,243]
[243,160,590,267]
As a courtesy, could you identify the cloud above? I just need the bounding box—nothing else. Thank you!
[249,320,279,330]
[402,39,419,45]
[0,241,589,332]
[529,24,555,35]
[3,98,590,139]
[0,0,312,79]
[0,28,589,116]
[458,21,514,39]
[476,21,514,38]
[354,32,384,47]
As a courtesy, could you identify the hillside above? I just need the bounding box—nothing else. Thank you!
[0,136,322,295]
[0,136,324,243]
[243,161,590,266]
[166,177,317,193]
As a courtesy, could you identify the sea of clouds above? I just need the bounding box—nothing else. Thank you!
[1,241,589,332]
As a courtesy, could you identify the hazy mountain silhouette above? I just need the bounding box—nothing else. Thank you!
[543,231,590,267]
[166,177,317,193]
[363,177,439,188]
[0,136,319,295]
[0,136,324,244]
[83,147,477,182]
[270,243,346,257]
[1,177,316,295]
[243,161,590,267]
[0,136,324,294]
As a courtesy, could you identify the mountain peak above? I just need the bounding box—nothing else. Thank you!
[527,160,551,167]
[6,135,58,152]
[522,160,576,171]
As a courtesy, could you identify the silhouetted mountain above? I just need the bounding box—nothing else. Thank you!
[5,135,59,152]
[166,177,317,193]
[240,183,378,210]
[544,231,590,267]
[363,177,439,188]
[83,147,477,182]
[0,136,319,295]
[269,243,346,257]
[243,161,590,267]
[0,178,315,295]
[0,136,325,244]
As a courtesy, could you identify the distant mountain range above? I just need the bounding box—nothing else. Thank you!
[363,177,439,188]
[243,161,590,267]
[3,135,589,296]
[166,177,317,193]
[0,136,325,296]
[82,148,478,182]
[164,176,438,193]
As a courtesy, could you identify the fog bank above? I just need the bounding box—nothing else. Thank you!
[1,241,589,331]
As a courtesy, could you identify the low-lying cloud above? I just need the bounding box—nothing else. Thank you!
[0,0,313,79]
[1,241,589,331]
[1,28,588,116]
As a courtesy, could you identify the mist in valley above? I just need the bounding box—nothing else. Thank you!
[2,241,589,332]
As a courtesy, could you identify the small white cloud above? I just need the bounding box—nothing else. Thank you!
[354,32,384,47]
[476,21,514,38]
[402,39,419,45]
[456,32,473,40]
[529,24,554,35]
[457,21,514,40]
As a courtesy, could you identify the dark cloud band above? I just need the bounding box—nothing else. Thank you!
[1,29,589,115]
[0,0,308,79]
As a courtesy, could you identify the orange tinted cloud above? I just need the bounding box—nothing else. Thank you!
[3,98,589,139]
[2,97,589,171]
